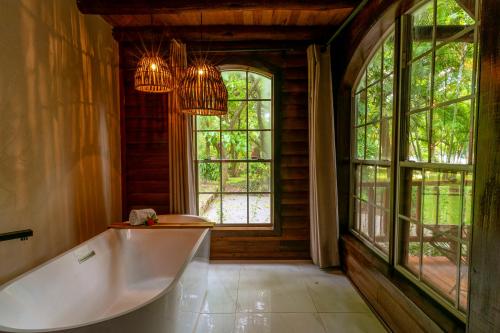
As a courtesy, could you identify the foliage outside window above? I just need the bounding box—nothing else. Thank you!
[195,67,273,225]
[350,0,479,318]
[398,0,478,315]
[352,31,395,256]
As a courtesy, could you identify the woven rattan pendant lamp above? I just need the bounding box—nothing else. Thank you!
[134,53,174,93]
[134,16,174,94]
[178,14,228,115]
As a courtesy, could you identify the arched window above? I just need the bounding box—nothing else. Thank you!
[195,66,274,226]
[351,30,396,257]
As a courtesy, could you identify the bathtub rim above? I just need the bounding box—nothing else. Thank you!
[0,226,210,333]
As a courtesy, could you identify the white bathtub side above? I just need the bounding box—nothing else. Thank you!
[64,229,210,333]
[0,227,210,333]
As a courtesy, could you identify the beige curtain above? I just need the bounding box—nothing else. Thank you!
[307,44,340,268]
[168,40,196,214]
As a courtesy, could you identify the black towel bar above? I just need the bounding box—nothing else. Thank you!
[0,229,33,242]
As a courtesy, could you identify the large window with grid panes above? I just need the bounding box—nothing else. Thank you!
[350,0,479,319]
[195,66,274,226]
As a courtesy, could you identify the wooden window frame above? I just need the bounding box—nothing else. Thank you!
[194,65,278,231]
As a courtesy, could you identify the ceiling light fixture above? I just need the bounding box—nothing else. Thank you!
[178,13,228,115]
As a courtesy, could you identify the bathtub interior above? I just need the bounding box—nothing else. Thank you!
[0,228,208,332]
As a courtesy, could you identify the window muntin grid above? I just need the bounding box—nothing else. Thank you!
[351,31,396,256]
[397,0,478,315]
[195,67,274,226]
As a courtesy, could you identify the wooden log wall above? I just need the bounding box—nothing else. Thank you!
[468,0,500,331]
[120,44,170,217]
[119,42,310,259]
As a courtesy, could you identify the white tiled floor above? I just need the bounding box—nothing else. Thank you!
[194,261,387,333]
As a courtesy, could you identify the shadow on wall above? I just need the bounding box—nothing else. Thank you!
[0,0,121,283]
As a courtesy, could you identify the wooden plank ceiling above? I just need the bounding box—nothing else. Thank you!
[77,0,359,43]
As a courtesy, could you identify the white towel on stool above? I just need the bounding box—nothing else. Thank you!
[129,209,157,226]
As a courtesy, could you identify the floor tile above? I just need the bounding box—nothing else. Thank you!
[320,313,387,333]
[236,264,316,313]
[202,264,240,313]
[301,266,370,313]
[195,314,235,333]
[235,313,326,333]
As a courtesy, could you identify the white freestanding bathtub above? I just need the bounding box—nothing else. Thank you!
[0,218,210,333]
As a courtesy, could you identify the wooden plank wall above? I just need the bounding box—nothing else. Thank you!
[118,42,310,259]
[120,44,171,218]
[467,0,500,331]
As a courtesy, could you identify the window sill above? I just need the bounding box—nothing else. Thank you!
[213,224,274,232]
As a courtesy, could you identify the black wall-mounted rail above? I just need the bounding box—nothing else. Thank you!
[0,229,33,242]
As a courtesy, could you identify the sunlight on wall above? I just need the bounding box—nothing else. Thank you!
[0,0,121,283]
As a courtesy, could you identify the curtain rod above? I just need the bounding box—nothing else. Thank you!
[325,0,370,46]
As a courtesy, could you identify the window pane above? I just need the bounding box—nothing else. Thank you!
[361,165,375,202]
[354,164,361,197]
[249,194,271,224]
[423,170,439,224]
[249,131,272,159]
[199,194,221,223]
[366,123,380,160]
[222,101,247,130]
[459,243,469,311]
[382,74,394,118]
[383,34,395,75]
[222,162,247,192]
[367,48,382,85]
[411,2,434,59]
[432,100,471,164]
[359,201,373,239]
[248,100,271,130]
[375,208,390,253]
[437,172,462,233]
[222,131,247,160]
[198,162,220,192]
[355,90,367,126]
[410,169,423,221]
[434,42,474,104]
[248,72,272,100]
[356,71,366,93]
[462,172,473,240]
[380,118,392,161]
[249,162,271,192]
[367,82,381,123]
[197,132,220,160]
[408,111,430,162]
[410,55,432,110]
[356,127,366,159]
[421,227,458,303]
[197,115,220,131]
[437,0,475,26]
[376,166,390,209]
[222,71,246,100]
[401,219,421,276]
[222,194,248,224]
[354,199,361,231]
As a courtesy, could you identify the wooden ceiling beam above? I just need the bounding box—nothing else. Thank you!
[77,0,357,14]
[112,25,334,43]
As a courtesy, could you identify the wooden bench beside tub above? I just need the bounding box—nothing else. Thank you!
[109,214,215,229]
